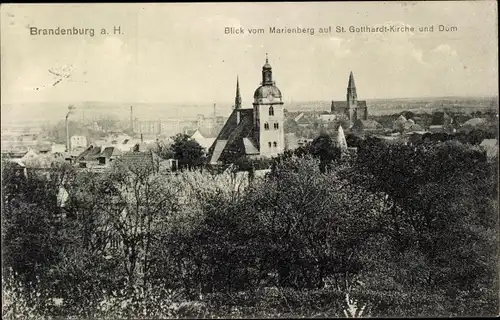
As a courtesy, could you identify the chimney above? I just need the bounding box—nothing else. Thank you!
[140,133,143,143]
[236,110,241,125]
[130,106,133,130]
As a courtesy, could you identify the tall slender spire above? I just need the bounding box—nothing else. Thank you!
[235,75,242,109]
[347,71,357,102]
[348,71,356,89]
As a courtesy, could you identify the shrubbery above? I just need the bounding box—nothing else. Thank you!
[1,137,498,318]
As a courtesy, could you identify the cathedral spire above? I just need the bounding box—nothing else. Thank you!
[234,75,242,109]
[347,71,357,102]
[348,71,356,89]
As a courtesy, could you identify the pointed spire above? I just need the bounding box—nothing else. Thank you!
[234,75,242,109]
[348,71,356,89]
[337,125,348,151]
[266,53,268,64]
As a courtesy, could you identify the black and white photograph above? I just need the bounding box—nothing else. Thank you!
[1,2,498,318]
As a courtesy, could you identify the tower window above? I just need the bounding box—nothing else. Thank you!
[264,122,269,130]
[268,142,272,148]
[274,123,279,129]
[269,106,274,116]
[273,142,277,147]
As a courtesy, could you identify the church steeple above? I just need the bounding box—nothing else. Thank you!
[262,53,274,86]
[234,76,242,109]
[347,71,357,102]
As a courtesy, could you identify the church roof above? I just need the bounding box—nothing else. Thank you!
[353,119,383,131]
[254,85,282,102]
[331,100,367,111]
[208,108,259,164]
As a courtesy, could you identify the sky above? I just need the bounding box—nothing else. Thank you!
[1,2,498,108]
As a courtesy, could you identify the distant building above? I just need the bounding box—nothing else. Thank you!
[51,143,66,154]
[189,129,217,152]
[75,145,122,170]
[294,113,311,127]
[429,111,453,132]
[331,72,368,127]
[208,56,285,164]
[119,149,161,173]
[70,135,87,150]
[351,119,384,133]
[319,114,337,123]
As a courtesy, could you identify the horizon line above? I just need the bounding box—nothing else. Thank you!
[2,94,499,106]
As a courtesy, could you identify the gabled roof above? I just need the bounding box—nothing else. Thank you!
[209,140,228,164]
[119,150,159,172]
[295,115,311,125]
[208,108,258,164]
[332,101,348,111]
[193,127,219,139]
[294,112,305,122]
[353,119,383,130]
[76,145,121,161]
[98,146,122,159]
[76,146,101,161]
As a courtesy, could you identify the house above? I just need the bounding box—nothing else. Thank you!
[394,116,424,133]
[70,135,88,150]
[351,119,384,133]
[319,114,337,122]
[115,138,143,152]
[159,159,179,172]
[51,144,66,154]
[190,128,218,152]
[295,114,312,128]
[75,145,122,169]
[118,149,161,173]
[429,111,452,132]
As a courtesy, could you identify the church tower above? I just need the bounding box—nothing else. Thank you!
[347,71,358,127]
[253,54,284,157]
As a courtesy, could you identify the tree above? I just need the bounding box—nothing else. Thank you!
[170,133,205,170]
[350,138,498,310]
[309,133,341,172]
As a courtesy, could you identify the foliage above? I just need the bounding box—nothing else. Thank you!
[1,136,498,318]
[169,133,205,169]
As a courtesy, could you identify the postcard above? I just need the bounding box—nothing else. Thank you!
[1,2,498,319]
